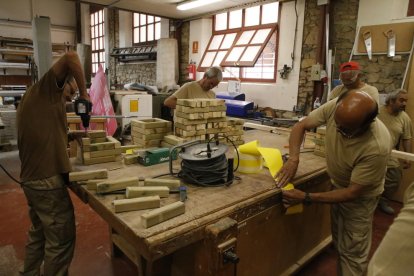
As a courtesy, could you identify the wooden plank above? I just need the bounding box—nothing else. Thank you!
[81,179,106,190]
[123,154,139,165]
[69,169,108,182]
[84,148,122,158]
[106,136,121,148]
[143,178,181,190]
[126,187,170,198]
[83,155,117,165]
[96,176,140,193]
[391,149,414,161]
[92,137,108,143]
[113,196,161,213]
[87,131,107,138]
[87,142,116,151]
[141,201,186,228]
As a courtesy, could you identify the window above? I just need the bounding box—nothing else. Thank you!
[90,8,105,74]
[133,13,161,44]
[199,2,279,82]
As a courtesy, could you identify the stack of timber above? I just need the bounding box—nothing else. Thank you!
[77,130,122,165]
[313,126,326,157]
[174,99,228,141]
[160,134,189,148]
[0,105,17,145]
[223,118,245,146]
[130,118,172,148]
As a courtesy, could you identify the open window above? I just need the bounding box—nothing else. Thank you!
[198,2,279,82]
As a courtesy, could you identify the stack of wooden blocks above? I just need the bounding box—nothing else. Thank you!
[78,130,122,165]
[313,126,326,157]
[161,134,189,148]
[130,118,172,148]
[224,118,245,146]
[174,99,228,141]
[0,106,17,145]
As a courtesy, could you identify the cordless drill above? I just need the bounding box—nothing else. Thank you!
[74,98,92,132]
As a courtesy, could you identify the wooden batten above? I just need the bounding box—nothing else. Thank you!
[141,201,185,228]
[143,178,181,190]
[69,169,108,182]
[113,196,161,213]
[96,176,140,193]
[126,186,170,198]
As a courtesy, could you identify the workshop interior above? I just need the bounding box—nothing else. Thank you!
[1,0,414,275]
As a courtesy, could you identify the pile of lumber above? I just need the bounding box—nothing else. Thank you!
[174,99,228,141]
[313,126,326,157]
[77,130,122,165]
[161,134,189,148]
[223,118,245,146]
[70,170,185,228]
[130,118,172,148]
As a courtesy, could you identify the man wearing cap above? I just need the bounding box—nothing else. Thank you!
[377,89,412,214]
[328,61,379,104]
[276,90,391,275]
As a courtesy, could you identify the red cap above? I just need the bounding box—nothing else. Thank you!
[339,61,360,72]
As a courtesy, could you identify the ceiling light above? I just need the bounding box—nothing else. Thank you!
[177,0,223,11]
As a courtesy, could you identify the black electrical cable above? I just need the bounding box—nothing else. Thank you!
[0,163,72,191]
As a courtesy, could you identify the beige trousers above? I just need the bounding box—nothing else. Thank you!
[21,174,75,276]
[331,195,379,276]
[382,166,402,199]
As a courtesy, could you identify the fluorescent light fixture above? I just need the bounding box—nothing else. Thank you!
[177,0,222,11]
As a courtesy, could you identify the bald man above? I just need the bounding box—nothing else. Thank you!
[276,90,391,275]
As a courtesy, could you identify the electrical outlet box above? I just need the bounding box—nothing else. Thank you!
[311,64,322,81]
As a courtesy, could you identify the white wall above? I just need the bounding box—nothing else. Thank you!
[358,0,414,26]
[188,0,305,111]
[0,0,76,44]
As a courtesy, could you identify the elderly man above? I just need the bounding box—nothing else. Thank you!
[329,61,379,104]
[163,66,222,109]
[276,90,391,275]
[377,89,412,214]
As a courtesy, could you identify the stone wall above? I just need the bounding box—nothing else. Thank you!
[178,21,190,85]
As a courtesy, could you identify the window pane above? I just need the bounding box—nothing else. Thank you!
[227,47,244,62]
[155,22,160,39]
[209,35,224,50]
[245,6,260,26]
[140,26,146,42]
[99,10,102,23]
[229,9,242,29]
[221,33,237,49]
[213,51,227,66]
[251,28,271,44]
[240,46,261,61]
[155,16,160,22]
[92,39,95,51]
[236,30,255,45]
[262,2,279,24]
[91,25,95,38]
[100,52,104,62]
[140,14,146,25]
[95,26,99,38]
[201,52,216,67]
[215,12,227,31]
[223,67,240,78]
[134,28,139,43]
[100,24,103,37]
[148,24,154,41]
[148,15,154,24]
[92,53,96,62]
[95,13,99,25]
[100,37,103,50]
[91,14,94,25]
[134,13,139,26]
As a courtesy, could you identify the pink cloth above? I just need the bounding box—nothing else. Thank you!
[88,65,117,136]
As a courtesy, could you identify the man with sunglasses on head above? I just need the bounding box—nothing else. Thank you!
[163,66,222,109]
[329,61,379,104]
[376,89,412,215]
[275,90,391,276]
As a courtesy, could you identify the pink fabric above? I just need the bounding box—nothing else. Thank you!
[88,65,117,135]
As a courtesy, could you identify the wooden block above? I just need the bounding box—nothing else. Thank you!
[131,131,165,141]
[141,201,185,228]
[80,179,107,190]
[84,148,122,158]
[174,117,207,125]
[163,135,188,145]
[177,99,197,107]
[126,186,170,198]
[86,142,116,151]
[92,137,108,143]
[82,138,91,145]
[144,178,181,190]
[123,154,139,165]
[96,176,140,193]
[131,118,171,129]
[87,131,107,138]
[113,196,160,213]
[83,155,117,165]
[133,138,161,147]
[160,141,174,148]
[121,145,140,153]
[106,136,121,148]
[69,169,108,182]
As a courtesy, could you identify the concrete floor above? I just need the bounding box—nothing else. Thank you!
[0,150,400,276]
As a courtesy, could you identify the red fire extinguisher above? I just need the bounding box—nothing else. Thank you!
[187,61,196,80]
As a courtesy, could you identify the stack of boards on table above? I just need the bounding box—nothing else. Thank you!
[313,126,326,157]
[69,169,185,228]
[76,130,122,165]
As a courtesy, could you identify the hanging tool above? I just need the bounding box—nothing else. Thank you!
[362,31,372,60]
[74,98,92,133]
[384,29,396,57]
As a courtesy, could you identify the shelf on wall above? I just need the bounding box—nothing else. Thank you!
[111,44,157,62]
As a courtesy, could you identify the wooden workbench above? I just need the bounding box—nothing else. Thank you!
[71,129,331,276]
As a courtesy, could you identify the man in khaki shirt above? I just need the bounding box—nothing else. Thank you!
[328,61,379,104]
[377,89,412,214]
[276,90,391,276]
[163,66,222,109]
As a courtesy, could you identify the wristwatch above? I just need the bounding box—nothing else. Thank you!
[303,192,312,206]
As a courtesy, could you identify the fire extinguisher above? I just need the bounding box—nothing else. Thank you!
[187,61,196,80]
